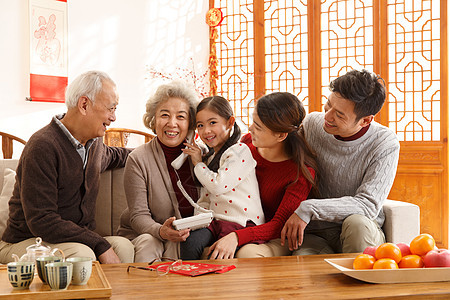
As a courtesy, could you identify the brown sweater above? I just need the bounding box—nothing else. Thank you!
[2,119,131,257]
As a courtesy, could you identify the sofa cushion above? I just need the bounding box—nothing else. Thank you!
[94,167,126,236]
[0,160,19,187]
[94,170,112,237]
[111,168,127,235]
[0,168,16,237]
[383,199,420,244]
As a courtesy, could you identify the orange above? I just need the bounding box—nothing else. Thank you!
[375,243,402,263]
[398,254,424,268]
[373,258,399,269]
[353,254,376,270]
[410,233,435,256]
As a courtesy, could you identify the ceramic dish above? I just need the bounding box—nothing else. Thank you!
[325,258,450,283]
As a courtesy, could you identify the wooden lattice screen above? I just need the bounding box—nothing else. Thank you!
[386,0,442,142]
[213,1,256,127]
[211,0,448,247]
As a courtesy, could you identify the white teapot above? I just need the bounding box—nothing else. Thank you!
[12,237,65,262]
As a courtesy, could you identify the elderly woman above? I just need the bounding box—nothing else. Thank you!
[117,81,199,262]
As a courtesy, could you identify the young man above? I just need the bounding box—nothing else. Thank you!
[281,69,400,255]
[0,71,134,263]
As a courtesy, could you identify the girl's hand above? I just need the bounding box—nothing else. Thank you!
[208,232,238,259]
[159,217,190,242]
[182,141,203,166]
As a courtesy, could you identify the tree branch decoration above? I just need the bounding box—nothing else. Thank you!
[146,58,210,99]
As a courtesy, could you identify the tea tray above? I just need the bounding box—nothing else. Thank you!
[0,261,111,299]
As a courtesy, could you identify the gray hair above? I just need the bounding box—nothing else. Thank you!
[143,80,199,132]
[65,70,115,109]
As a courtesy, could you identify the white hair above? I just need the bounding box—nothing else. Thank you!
[65,70,115,109]
[143,80,199,132]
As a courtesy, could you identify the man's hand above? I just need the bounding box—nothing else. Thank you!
[98,248,121,264]
[281,213,308,251]
[159,217,190,242]
[208,232,238,260]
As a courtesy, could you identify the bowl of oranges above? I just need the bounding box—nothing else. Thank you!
[325,234,450,283]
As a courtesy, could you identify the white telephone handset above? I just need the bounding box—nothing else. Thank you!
[170,131,194,170]
[171,152,189,170]
[171,132,214,230]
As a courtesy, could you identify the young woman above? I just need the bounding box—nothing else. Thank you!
[180,96,265,260]
[207,92,318,259]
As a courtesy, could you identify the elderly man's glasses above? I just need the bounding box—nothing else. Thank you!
[102,104,117,114]
[85,96,117,115]
[127,258,182,276]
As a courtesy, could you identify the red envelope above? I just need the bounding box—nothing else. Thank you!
[147,262,236,277]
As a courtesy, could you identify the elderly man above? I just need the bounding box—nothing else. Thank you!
[282,69,400,255]
[0,71,134,263]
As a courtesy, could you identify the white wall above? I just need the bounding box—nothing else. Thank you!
[0,0,209,141]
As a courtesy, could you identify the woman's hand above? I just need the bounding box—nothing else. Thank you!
[182,141,203,166]
[159,217,190,242]
[208,232,238,259]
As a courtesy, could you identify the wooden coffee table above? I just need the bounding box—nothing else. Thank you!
[101,253,450,299]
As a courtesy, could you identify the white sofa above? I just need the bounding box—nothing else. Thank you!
[0,159,420,245]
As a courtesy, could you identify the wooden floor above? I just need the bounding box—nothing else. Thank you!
[100,253,450,299]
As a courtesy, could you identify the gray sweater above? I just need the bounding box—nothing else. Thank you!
[295,112,400,227]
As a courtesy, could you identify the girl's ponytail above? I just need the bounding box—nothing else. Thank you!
[206,122,241,172]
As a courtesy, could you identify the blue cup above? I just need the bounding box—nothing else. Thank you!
[45,262,73,290]
[36,256,63,284]
[7,261,35,289]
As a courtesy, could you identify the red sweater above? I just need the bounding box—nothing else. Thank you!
[158,138,197,218]
[236,134,315,246]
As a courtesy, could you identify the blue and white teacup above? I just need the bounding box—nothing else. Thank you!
[45,262,73,290]
[36,256,63,284]
[7,261,35,289]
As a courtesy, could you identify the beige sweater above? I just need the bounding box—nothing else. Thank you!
[117,138,198,242]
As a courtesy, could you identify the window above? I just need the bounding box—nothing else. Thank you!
[212,0,444,142]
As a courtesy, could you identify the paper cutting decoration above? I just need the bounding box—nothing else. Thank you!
[206,8,223,27]
[28,0,68,103]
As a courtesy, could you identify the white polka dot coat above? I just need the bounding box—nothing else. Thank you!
[194,143,265,227]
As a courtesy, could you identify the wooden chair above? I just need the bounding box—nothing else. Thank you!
[104,128,155,147]
[0,131,27,159]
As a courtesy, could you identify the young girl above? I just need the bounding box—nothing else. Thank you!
[180,96,265,260]
[207,92,318,259]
